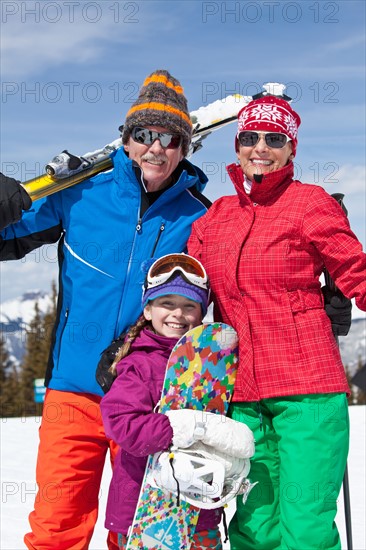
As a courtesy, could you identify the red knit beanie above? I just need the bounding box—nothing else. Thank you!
[236,96,301,156]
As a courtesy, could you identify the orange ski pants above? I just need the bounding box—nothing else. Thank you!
[24,389,119,550]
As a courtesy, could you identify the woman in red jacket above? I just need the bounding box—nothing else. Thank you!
[188,93,366,549]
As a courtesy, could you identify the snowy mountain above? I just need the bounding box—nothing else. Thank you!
[0,291,53,365]
[1,290,365,375]
[338,316,366,372]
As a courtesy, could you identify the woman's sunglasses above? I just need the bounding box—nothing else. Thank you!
[238,131,291,149]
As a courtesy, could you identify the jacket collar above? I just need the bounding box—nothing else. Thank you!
[226,162,294,205]
[131,326,177,355]
[115,327,177,376]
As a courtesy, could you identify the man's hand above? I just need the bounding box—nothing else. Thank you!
[95,333,126,393]
[0,173,32,231]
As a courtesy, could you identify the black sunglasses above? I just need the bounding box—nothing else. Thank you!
[131,127,182,149]
[238,131,291,149]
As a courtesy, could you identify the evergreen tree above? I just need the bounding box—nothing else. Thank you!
[45,281,57,338]
[18,282,58,417]
[0,334,21,417]
[344,364,356,406]
[0,333,10,385]
[19,302,45,416]
[40,281,57,371]
[354,357,366,405]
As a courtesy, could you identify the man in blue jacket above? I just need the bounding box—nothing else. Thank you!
[0,69,210,549]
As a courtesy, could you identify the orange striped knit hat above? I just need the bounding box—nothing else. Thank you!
[122,70,192,156]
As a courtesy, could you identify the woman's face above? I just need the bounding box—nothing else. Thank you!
[236,132,293,181]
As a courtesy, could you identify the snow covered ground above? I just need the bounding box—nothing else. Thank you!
[1,407,365,549]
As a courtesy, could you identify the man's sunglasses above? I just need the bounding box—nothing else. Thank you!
[131,127,182,149]
[238,131,291,149]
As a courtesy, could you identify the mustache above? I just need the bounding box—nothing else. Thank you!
[141,153,167,163]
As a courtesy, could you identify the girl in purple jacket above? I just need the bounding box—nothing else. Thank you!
[101,254,254,550]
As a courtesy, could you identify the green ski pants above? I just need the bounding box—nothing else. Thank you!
[229,393,349,550]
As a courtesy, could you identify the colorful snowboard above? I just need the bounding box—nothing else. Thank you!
[126,322,239,550]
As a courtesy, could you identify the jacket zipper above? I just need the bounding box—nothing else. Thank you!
[115,213,165,335]
[124,215,142,281]
[134,218,166,257]
[56,308,69,366]
[150,222,165,258]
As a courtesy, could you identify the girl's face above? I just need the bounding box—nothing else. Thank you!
[144,295,202,338]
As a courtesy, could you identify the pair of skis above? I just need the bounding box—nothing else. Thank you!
[19,82,292,201]
[21,93,251,202]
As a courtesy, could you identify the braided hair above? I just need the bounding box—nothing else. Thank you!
[108,315,150,376]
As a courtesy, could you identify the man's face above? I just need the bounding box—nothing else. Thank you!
[124,126,184,192]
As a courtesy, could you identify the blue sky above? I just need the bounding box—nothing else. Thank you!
[1,0,365,304]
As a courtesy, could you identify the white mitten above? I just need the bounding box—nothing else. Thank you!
[201,412,255,459]
[165,408,200,448]
[166,409,255,458]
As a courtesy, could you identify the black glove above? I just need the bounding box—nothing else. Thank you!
[0,173,32,231]
[96,332,126,393]
[322,286,352,337]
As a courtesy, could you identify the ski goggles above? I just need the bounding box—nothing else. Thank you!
[131,127,183,149]
[237,131,291,149]
[145,254,209,291]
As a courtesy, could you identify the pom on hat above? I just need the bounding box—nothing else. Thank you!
[142,274,209,317]
[122,70,192,157]
[140,258,157,276]
[236,95,301,156]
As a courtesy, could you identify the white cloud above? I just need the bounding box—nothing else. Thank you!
[334,165,366,195]
[1,3,144,78]
[325,33,366,53]
[300,163,366,197]
[0,254,58,302]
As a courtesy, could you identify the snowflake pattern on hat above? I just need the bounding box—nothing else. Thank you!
[237,97,300,142]
[284,113,299,139]
[251,104,283,123]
